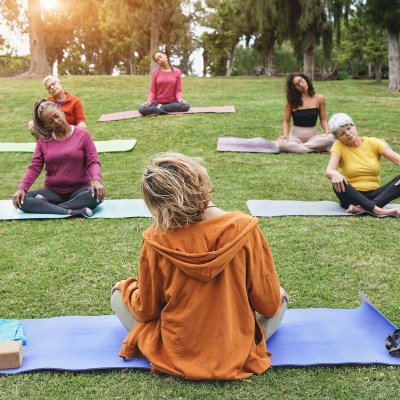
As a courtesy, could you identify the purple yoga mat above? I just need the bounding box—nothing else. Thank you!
[217,137,280,153]
[1,293,398,374]
[98,106,236,122]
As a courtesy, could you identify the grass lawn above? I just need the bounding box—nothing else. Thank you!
[0,75,399,399]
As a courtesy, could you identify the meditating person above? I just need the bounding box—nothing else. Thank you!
[325,113,400,216]
[138,51,190,116]
[111,152,288,380]
[277,72,334,153]
[28,75,88,139]
[13,99,105,217]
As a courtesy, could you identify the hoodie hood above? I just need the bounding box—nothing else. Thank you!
[143,211,259,283]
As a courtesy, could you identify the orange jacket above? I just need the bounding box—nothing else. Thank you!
[48,92,86,126]
[119,211,282,380]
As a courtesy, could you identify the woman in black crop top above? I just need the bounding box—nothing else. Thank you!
[277,73,334,153]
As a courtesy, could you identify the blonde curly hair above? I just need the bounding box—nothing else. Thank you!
[141,152,214,231]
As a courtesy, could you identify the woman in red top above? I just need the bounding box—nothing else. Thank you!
[138,51,190,116]
[28,75,88,139]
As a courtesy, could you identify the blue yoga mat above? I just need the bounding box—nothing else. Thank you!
[247,200,400,217]
[0,199,151,220]
[1,293,398,374]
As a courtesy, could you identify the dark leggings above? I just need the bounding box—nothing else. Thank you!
[138,101,190,116]
[333,175,400,213]
[20,187,102,215]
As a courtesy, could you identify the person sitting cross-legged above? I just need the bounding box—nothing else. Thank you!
[13,99,105,217]
[325,112,400,216]
[111,152,288,380]
[138,51,190,116]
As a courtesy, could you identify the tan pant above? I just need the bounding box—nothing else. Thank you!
[111,290,287,340]
[278,126,335,153]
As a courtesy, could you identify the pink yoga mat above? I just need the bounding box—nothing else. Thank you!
[217,137,280,153]
[98,106,236,122]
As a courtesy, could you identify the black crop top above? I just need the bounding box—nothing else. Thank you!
[292,108,319,127]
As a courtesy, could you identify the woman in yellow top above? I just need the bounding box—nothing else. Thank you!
[325,113,400,216]
[111,152,288,380]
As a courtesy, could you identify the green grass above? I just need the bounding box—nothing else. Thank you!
[1,76,400,399]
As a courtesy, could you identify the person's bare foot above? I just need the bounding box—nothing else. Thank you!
[346,204,365,214]
[374,207,400,217]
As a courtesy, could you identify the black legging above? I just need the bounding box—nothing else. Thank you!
[19,187,102,215]
[333,175,400,213]
[138,101,190,116]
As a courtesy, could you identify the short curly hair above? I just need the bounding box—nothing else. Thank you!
[141,152,214,231]
[285,72,315,108]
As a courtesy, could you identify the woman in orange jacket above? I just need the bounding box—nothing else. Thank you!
[111,152,288,380]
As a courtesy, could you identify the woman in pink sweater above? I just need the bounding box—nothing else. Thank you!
[13,99,105,217]
[138,51,190,116]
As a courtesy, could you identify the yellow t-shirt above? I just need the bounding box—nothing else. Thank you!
[330,137,386,191]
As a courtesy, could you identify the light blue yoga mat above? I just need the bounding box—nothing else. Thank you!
[0,199,151,220]
[1,293,398,374]
[247,200,400,217]
[0,139,137,153]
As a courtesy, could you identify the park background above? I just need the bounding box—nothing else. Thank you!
[1,1,400,399]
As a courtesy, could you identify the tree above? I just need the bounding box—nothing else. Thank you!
[200,0,246,76]
[98,0,151,75]
[243,0,289,76]
[285,0,352,79]
[365,0,400,90]
[22,0,51,77]
[337,11,387,82]
[0,0,50,78]
[150,0,160,70]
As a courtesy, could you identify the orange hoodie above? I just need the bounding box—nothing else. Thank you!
[119,211,282,380]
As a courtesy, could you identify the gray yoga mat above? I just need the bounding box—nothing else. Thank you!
[98,106,236,122]
[0,199,151,220]
[0,139,137,153]
[247,200,400,217]
[217,137,279,153]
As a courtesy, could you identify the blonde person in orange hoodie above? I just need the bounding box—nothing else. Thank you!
[111,152,288,380]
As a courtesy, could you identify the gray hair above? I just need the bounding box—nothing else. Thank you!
[43,75,60,89]
[328,113,355,136]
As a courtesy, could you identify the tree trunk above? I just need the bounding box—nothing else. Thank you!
[388,31,400,91]
[150,0,160,72]
[266,48,274,75]
[374,57,382,83]
[202,47,208,77]
[19,0,50,79]
[303,29,314,79]
[226,43,237,77]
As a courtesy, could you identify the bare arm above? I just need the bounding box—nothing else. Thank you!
[77,121,88,130]
[318,94,329,133]
[382,145,400,166]
[382,145,400,186]
[325,151,348,192]
[277,101,292,141]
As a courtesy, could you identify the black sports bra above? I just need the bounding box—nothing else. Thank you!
[291,108,319,127]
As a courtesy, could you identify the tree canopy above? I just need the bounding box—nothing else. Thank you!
[0,0,399,89]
